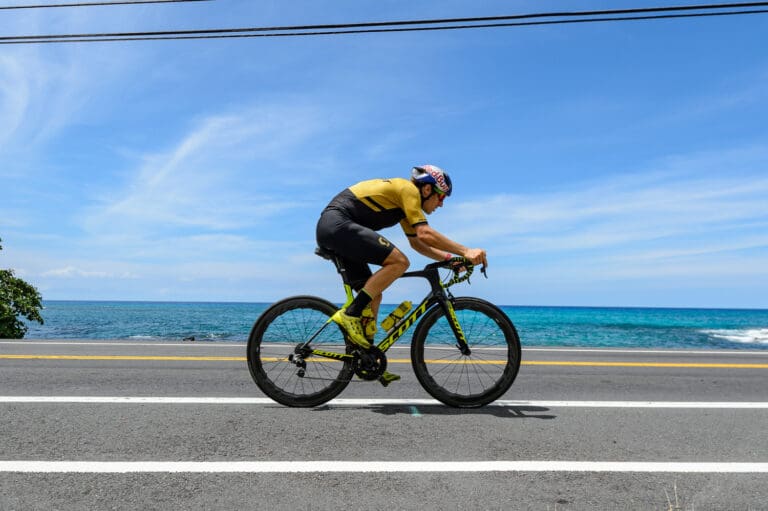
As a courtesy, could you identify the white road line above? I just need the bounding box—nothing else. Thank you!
[1,460,768,473]
[524,347,768,356]
[2,396,768,408]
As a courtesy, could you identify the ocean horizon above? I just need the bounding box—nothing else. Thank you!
[18,300,768,350]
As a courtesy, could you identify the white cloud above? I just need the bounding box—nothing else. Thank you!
[0,43,139,179]
[444,169,768,258]
[0,56,31,155]
[41,266,136,279]
[83,103,325,235]
[0,51,86,154]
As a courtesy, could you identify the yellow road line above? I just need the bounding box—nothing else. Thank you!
[0,355,243,361]
[2,354,768,369]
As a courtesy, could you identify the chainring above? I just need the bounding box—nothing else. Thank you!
[352,346,387,381]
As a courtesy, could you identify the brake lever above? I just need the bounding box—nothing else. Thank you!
[452,266,468,285]
[481,266,488,278]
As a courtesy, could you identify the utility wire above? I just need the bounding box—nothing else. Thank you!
[7,8,768,42]
[4,1,768,36]
[2,1,767,44]
[0,0,209,9]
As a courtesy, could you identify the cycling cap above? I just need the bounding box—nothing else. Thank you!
[411,164,452,197]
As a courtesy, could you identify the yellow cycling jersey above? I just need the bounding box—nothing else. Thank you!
[327,178,427,236]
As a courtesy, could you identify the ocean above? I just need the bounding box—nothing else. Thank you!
[19,301,768,350]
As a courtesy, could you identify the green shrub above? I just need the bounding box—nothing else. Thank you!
[0,238,44,338]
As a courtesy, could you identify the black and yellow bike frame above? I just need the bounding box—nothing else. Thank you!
[303,252,472,362]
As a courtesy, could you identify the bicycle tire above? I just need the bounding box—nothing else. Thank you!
[247,295,353,407]
[410,297,521,407]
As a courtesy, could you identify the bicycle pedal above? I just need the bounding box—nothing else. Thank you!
[378,371,401,387]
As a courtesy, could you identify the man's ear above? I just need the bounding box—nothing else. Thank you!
[420,184,432,198]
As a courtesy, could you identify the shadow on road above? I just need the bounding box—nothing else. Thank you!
[308,404,556,419]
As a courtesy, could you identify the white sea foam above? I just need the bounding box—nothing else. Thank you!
[703,329,768,345]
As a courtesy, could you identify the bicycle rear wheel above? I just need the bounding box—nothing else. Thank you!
[247,296,353,407]
[411,297,521,407]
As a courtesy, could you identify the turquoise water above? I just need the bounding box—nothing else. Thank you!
[19,301,768,350]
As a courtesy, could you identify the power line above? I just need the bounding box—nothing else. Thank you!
[5,1,768,35]
[0,0,209,9]
[9,9,768,42]
[2,1,767,44]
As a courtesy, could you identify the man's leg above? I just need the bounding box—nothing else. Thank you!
[345,248,408,316]
[362,249,409,386]
[370,293,382,319]
[338,249,408,349]
[361,248,409,299]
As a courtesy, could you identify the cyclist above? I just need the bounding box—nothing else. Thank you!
[316,165,488,382]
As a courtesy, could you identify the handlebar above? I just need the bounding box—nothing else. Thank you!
[425,256,487,287]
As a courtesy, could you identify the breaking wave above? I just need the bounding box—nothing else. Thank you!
[702,329,768,345]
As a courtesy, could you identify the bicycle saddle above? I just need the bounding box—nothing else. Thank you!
[314,246,335,260]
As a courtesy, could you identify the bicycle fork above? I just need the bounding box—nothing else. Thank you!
[441,298,471,356]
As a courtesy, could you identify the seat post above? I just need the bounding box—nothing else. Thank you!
[315,247,354,288]
[332,255,352,286]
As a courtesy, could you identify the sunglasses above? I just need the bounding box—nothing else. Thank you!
[434,189,446,203]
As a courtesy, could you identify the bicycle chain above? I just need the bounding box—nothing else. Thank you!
[295,347,387,383]
[295,375,358,383]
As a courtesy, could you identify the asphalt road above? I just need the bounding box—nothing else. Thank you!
[2,339,768,510]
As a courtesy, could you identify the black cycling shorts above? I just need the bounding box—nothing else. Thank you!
[316,208,396,290]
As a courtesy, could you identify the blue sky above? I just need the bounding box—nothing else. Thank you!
[1,0,767,308]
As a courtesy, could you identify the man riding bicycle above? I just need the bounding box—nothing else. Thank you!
[316,165,488,383]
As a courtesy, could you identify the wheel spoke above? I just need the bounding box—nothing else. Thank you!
[411,298,520,407]
[247,297,353,407]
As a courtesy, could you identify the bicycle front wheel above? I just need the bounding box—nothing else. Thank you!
[411,297,521,407]
[247,296,353,407]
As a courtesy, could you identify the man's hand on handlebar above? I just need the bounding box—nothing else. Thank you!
[463,248,488,269]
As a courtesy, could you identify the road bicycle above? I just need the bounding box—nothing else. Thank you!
[246,247,521,408]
